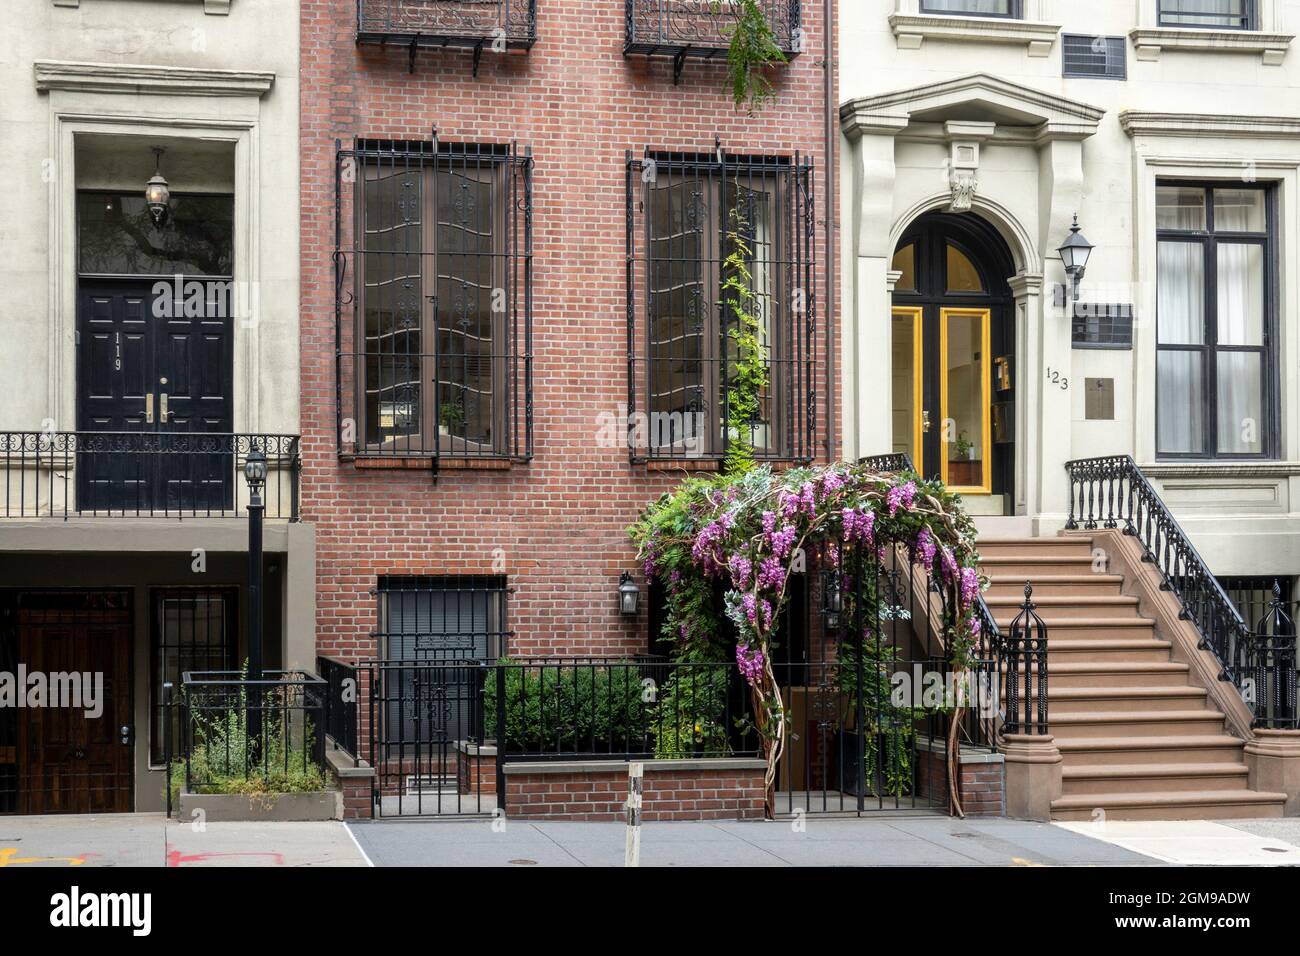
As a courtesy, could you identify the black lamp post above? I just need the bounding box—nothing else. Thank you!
[244,448,267,746]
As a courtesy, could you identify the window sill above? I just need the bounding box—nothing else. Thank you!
[1140,461,1298,479]
[349,456,516,471]
[53,0,231,13]
[1129,27,1293,65]
[889,13,1060,56]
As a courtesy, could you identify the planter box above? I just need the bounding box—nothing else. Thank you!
[178,789,342,822]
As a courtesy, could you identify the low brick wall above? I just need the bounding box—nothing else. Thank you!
[916,740,1005,817]
[457,742,497,796]
[327,746,375,821]
[503,758,767,821]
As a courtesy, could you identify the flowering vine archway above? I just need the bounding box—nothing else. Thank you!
[629,462,985,816]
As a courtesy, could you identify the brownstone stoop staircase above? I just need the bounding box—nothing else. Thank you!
[980,533,1287,821]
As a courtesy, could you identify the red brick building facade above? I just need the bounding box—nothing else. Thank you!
[300,1,838,663]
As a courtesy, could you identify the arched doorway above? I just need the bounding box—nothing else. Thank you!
[891,212,1015,513]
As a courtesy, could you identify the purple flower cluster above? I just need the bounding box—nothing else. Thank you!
[959,567,980,606]
[740,593,774,629]
[728,554,753,589]
[939,547,958,582]
[736,643,766,685]
[691,512,735,574]
[841,508,875,544]
[757,556,786,591]
[819,470,846,498]
[887,480,917,517]
[769,524,798,559]
[914,527,937,568]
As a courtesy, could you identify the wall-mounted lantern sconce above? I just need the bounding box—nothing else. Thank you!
[618,572,640,616]
[820,570,843,629]
[1053,214,1094,306]
[144,147,170,226]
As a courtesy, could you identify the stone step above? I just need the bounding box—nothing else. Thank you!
[1055,734,1246,766]
[1051,788,1286,821]
[984,594,1142,620]
[1044,639,1171,664]
[989,617,1157,641]
[1046,685,1210,713]
[1061,762,1250,796]
[978,555,1096,577]
[985,574,1125,599]
[1050,661,1192,689]
[978,537,1097,559]
[1050,709,1227,739]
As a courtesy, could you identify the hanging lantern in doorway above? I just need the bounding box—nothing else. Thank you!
[144,147,170,226]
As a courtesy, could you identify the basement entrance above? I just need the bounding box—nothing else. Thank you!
[0,591,134,814]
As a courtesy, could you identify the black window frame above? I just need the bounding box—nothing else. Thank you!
[334,137,534,467]
[919,0,1022,18]
[1155,180,1278,461]
[1157,0,1256,30]
[624,148,816,466]
[375,575,510,664]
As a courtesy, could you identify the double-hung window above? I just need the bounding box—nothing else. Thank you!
[337,139,533,462]
[1157,0,1256,29]
[1156,183,1276,458]
[919,0,1022,17]
[626,150,815,463]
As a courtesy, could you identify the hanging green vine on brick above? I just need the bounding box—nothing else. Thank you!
[721,199,769,477]
[715,0,788,113]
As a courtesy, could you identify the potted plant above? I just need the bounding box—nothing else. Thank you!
[438,402,465,438]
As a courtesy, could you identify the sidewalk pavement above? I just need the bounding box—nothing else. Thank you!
[5,812,1300,867]
[0,813,367,867]
[346,815,1159,867]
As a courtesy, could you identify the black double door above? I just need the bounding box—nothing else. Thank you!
[76,279,234,513]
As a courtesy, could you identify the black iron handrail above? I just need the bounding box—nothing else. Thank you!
[0,431,300,520]
[317,656,360,758]
[1065,454,1297,728]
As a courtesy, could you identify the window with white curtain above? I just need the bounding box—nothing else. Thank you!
[920,0,1021,16]
[1158,0,1256,29]
[1156,183,1274,458]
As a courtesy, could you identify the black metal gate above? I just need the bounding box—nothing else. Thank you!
[772,539,989,816]
[361,660,496,817]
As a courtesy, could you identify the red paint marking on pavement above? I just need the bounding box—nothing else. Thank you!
[165,848,286,867]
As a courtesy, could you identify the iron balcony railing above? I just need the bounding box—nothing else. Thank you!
[625,0,803,61]
[318,656,360,758]
[357,0,538,50]
[0,432,300,520]
[1066,455,1297,729]
[626,148,816,465]
[334,138,533,469]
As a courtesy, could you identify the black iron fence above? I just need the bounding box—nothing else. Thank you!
[318,656,359,757]
[357,0,538,49]
[172,670,327,802]
[625,0,804,58]
[625,148,816,465]
[334,138,533,467]
[1066,455,1297,729]
[0,431,300,519]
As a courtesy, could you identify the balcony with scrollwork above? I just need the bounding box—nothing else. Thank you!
[625,0,803,81]
[357,0,537,71]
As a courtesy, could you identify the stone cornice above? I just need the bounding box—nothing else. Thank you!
[1129,26,1293,65]
[1140,461,1300,479]
[841,73,1103,143]
[34,60,274,97]
[1120,110,1300,139]
[889,13,1060,56]
[53,0,231,12]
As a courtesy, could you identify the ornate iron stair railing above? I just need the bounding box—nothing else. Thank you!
[1065,455,1297,729]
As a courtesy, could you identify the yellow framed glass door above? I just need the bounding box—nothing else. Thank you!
[939,307,992,494]
[890,307,924,471]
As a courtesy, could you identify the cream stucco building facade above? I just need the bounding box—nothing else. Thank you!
[0,0,308,813]
[841,0,1300,587]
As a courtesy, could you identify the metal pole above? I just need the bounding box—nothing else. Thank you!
[625,761,644,867]
[248,479,264,748]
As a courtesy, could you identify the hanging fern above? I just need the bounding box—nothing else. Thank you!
[714,0,788,113]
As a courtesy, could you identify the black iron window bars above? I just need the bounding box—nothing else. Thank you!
[625,0,803,83]
[335,137,533,469]
[625,147,815,465]
[357,0,538,74]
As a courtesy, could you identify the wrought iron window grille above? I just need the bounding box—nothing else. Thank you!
[625,146,816,465]
[624,0,803,85]
[334,135,534,475]
[357,0,538,75]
